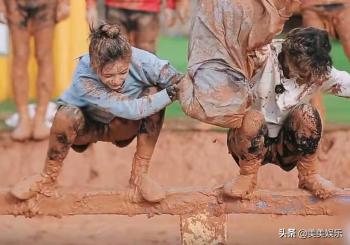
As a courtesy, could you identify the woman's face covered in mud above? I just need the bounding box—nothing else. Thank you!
[89,23,132,91]
[97,57,131,91]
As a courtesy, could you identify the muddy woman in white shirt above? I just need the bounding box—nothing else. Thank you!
[225,27,350,199]
[178,0,350,199]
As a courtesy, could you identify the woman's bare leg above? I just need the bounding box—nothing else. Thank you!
[11,106,85,199]
[129,109,166,202]
[32,26,55,140]
[10,25,32,141]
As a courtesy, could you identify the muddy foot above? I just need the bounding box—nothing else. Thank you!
[10,174,54,200]
[298,174,338,199]
[11,121,32,141]
[129,175,166,203]
[32,122,50,141]
[223,174,257,199]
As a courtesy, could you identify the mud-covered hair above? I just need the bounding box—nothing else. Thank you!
[282,27,332,81]
[89,23,131,72]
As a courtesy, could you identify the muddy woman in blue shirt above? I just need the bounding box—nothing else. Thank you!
[10,23,180,203]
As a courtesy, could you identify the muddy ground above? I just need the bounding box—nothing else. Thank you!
[0,120,349,245]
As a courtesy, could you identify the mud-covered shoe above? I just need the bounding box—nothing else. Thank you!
[10,174,53,200]
[223,174,257,199]
[298,173,338,199]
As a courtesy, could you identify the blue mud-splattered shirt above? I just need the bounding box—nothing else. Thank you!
[60,47,179,123]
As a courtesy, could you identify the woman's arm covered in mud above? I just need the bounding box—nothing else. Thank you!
[321,67,350,97]
[74,79,173,121]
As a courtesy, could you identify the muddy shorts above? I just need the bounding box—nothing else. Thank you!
[55,103,139,153]
[105,6,159,52]
[4,0,58,31]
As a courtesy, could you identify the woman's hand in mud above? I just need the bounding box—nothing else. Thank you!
[0,12,7,24]
[166,84,179,101]
[86,6,98,27]
[164,8,177,27]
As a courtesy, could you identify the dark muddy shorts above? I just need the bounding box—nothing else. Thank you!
[55,103,138,153]
[5,0,58,30]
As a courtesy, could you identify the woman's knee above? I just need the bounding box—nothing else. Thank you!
[239,110,266,137]
[228,110,267,159]
[52,105,85,134]
[35,50,53,67]
[285,104,322,154]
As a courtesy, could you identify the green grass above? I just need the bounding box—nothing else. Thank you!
[157,36,188,73]
[324,40,350,124]
[1,38,349,123]
[0,100,16,114]
[156,36,188,118]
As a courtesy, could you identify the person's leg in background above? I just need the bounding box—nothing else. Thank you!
[302,8,326,30]
[32,24,55,140]
[335,6,350,61]
[6,0,62,141]
[7,5,32,141]
[105,6,133,45]
[134,11,159,53]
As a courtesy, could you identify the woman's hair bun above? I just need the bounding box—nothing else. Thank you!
[99,24,120,38]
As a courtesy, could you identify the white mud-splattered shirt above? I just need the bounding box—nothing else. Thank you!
[252,40,350,137]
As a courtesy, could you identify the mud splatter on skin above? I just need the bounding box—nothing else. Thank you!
[284,104,322,155]
[56,134,69,145]
[248,126,268,155]
[46,106,84,172]
[224,110,266,198]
